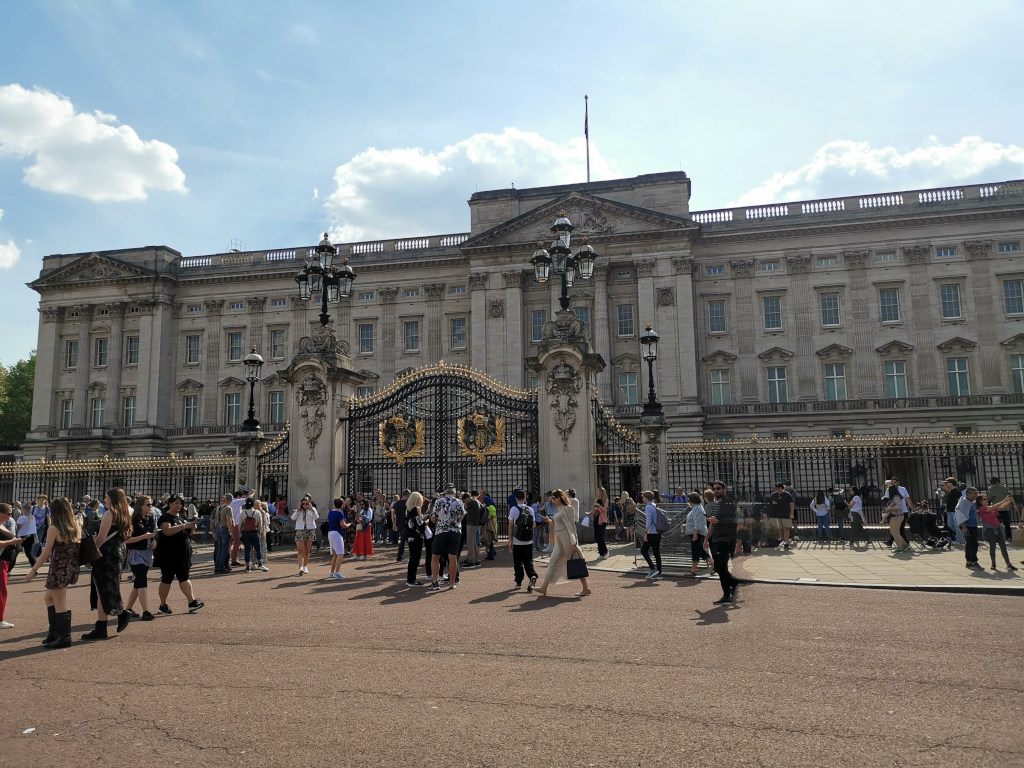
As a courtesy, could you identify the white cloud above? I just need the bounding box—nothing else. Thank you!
[0,240,20,269]
[312,187,319,200]
[0,84,187,202]
[324,128,619,241]
[286,23,318,44]
[733,136,1024,206]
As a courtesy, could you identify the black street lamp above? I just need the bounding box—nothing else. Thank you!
[530,212,597,310]
[639,323,663,419]
[294,233,357,325]
[242,346,265,431]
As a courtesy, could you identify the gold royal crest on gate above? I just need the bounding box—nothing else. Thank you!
[458,410,505,465]
[380,414,425,466]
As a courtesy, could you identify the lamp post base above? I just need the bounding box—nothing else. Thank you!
[641,400,665,423]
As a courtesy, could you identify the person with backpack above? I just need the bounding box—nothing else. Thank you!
[239,498,269,573]
[507,489,539,591]
[829,487,849,543]
[640,490,664,580]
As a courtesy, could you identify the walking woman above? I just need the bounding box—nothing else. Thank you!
[592,487,609,558]
[82,488,133,640]
[25,497,81,648]
[352,498,374,560]
[848,486,866,545]
[535,489,591,598]
[640,490,663,580]
[404,491,426,586]
[976,493,1018,571]
[883,483,910,553]
[155,495,204,615]
[327,497,352,580]
[122,494,159,622]
[15,503,38,568]
[620,492,637,543]
[0,505,23,629]
[684,492,712,576]
[291,495,319,576]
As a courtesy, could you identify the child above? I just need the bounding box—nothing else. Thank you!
[684,493,712,576]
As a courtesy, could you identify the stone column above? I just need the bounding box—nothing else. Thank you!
[72,305,93,427]
[904,246,940,395]
[592,265,612,400]
[379,286,399,379]
[844,250,879,399]
[202,300,224,425]
[424,283,445,362]
[731,261,758,401]
[965,241,1001,392]
[786,255,816,400]
[31,307,61,431]
[108,303,125,426]
[468,272,488,370]
[233,429,264,491]
[502,270,525,386]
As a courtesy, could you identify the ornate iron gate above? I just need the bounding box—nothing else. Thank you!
[257,427,289,502]
[347,363,539,503]
[592,395,641,502]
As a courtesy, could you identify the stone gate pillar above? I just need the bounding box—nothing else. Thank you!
[233,428,264,491]
[280,324,366,511]
[528,310,605,517]
[639,420,670,497]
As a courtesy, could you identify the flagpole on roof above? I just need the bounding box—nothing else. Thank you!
[584,94,590,184]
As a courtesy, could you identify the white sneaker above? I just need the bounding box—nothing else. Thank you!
[332,572,346,580]
[300,566,308,574]
[258,565,269,572]
[645,569,660,580]
[0,620,13,629]
[650,573,663,581]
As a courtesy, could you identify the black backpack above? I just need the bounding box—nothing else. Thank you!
[513,505,534,541]
[831,494,848,512]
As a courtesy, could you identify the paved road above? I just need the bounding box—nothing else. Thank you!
[2,548,1021,768]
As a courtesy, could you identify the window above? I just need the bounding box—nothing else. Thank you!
[229,301,244,310]
[1012,355,1024,394]
[763,296,782,330]
[185,335,200,364]
[531,310,547,342]
[64,340,79,368]
[403,321,420,352]
[876,252,896,263]
[573,306,590,331]
[760,261,780,271]
[449,286,466,295]
[767,367,787,403]
[825,363,847,401]
[947,358,970,396]
[528,375,538,391]
[999,243,1020,253]
[404,289,420,298]
[271,298,287,307]
[90,397,105,428]
[122,396,136,428]
[94,338,108,367]
[188,305,202,313]
[1004,280,1024,315]
[125,336,139,365]
[358,324,374,354]
[885,361,907,398]
[879,288,900,323]
[225,393,241,425]
[817,257,837,267]
[97,308,110,316]
[616,270,632,280]
[820,292,840,327]
[227,332,242,361]
[60,400,73,429]
[616,305,635,337]
[183,395,199,427]
[268,391,285,423]
[450,317,467,349]
[67,310,80,318]
[710,369,731,405]
[618,373,638,405]
[128,306,142,314]
[270,329,285,359]
[705,266,724,276]
[707,300,726,334]
[355,386,374,399]
[359,292,375,301]
[936,247,956,258]
[940,284,962,319]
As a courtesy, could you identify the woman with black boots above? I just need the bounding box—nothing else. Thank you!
[25,497,81,648]
[81,488,133,641]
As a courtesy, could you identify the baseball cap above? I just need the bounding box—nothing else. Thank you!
[444,482,456,491]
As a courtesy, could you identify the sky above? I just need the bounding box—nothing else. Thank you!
[1,0,1023,365]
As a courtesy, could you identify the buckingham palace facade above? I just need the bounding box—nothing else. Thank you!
[23,171,1024,459]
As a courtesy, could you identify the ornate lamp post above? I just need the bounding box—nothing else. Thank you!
[639,323,663,420]
[294,233,357,325]
[530,212,597,310]
[241,346,265,431]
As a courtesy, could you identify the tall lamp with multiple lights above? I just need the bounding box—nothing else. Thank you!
[295,233,357,326]
[639,323,663,420]
[241,346,265,431]
[530,212,598,310]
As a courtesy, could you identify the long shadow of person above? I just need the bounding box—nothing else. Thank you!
[690,606,731,626]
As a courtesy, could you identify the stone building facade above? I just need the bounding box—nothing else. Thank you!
[24,172,1024,459]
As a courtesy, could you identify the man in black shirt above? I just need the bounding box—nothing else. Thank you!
[706,480,739,605]
[766,482,795,550]
[462,492,484,568]
[392,490,410,562]
[941,477,963,544]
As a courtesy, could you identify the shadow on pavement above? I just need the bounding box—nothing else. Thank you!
[690,606,731,626]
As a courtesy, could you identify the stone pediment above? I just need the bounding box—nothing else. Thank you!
[611,353,640,371]
[757,346,794,363]
[815,343,854,359]
[461,191,696,251]
[936,336,976,353]
[1000,333,1024,349]
[176,378,204,391]
[218,376,245,389]
[31,253,156,289]
[702,349,737,365]
[358,369,381,381]
[876,340,914,356]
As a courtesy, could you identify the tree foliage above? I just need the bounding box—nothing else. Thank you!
[0,352,36,449]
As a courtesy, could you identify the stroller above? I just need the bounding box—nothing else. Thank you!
[908,505,953,549]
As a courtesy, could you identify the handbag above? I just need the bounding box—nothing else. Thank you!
[566,550,589,580]
[78,535,102,565]
[581,514,592,528]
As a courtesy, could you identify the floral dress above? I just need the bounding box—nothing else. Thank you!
[45,540,81,589]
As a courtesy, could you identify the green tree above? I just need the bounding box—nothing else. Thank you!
[0,352,35,449]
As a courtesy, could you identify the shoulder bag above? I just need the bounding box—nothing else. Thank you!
[566,550,589,580]
[78,535,102,565]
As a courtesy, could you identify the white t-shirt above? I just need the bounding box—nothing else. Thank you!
[229,497,245,526]
[849,495,864,519]
[508,505,533,546]
[810,498,831,517]
[17,514,37,537]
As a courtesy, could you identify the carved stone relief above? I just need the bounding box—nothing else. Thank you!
[964,240,991,260]
[502,271,524,289]
[635,259,655,278]
[786,255,811,273]
[545,361,583,450]
[424,283,446,301]
[656,287,675,306]
[488,300,505,318]
[671,257,695,275]
[298,325,349,356]
[843,250,870,269]
[903,244,929,265]
[468,273,488,291]
[541,311,590,348]
[296,373,328,460]
[204,299,224,316]
[247,296,266,313]
[378,286,399,304]
[40,307,60,324]
[730,259,754,277]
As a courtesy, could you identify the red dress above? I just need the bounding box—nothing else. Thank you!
[352,512,374,557]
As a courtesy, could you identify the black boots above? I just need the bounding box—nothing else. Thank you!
[81,619,108,641]
[116,610,131,633]
[43,611,71,649]
[41,605,57,645]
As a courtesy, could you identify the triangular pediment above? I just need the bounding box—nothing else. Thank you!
[936,336,976,353]
[30,253,156,289]
[611,353,640,371]
[177,378,204,391]
[876,340,915,356]
[815,343,854,359]
[358,369,381,381]
[757,346,794,362]
[702,349,737,365]
[462,191,696,251]
[218,376,245,389]
[1000,333,1024,349]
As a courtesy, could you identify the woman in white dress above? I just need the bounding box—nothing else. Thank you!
[535,489,591,598]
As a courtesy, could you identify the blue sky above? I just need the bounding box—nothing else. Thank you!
[1,0,1023,365]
